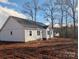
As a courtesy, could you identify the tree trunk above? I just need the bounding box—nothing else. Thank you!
[65,11,68,38]
[60,5,63,37]
[72,0,76,39]
[51,8,54,38]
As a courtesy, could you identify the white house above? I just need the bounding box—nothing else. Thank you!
[0,15,54,42]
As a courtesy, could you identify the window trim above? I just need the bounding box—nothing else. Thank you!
[47,31,52,35]
[47,31,50,35]
[37,31,40,35]
[29,31,32,36]
[10,31,13,35]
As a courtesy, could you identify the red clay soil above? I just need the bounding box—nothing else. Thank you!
[0,38,78,59]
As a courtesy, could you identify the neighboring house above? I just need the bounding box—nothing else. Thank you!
[46,24,59,37]
[0,16,54,42]
[53,28,60,37]
[46,27,54,39]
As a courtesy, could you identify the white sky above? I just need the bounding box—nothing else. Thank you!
[0,0,8,2]
[0,6,28,19]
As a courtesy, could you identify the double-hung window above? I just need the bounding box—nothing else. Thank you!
[37,31,40,35]
[47,31,52,35]
[29,31,32,36]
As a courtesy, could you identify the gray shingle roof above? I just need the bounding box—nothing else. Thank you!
[10,16,47,29]
[0,15,47,31]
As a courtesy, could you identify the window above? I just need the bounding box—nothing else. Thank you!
[29,31,32,36]
[10,31,13,35]
[37,31,40,35]
[48,31,50,35]
[48,31,52,35]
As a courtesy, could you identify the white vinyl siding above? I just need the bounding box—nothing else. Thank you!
[25,30,42,42]
[0,18,25,42]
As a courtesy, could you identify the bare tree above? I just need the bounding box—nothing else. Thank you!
[42,0,57,29]
[63,3,69,38]
[64,0,78,38]
[23,0,40,22]
[65,8,68,38]
[55,0,78,38]
[41,0,58,38]
[23,1,33,21]
[55,0,65,37]
[33,0,40,22]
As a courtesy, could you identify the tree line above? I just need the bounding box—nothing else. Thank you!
[22,0,78,39]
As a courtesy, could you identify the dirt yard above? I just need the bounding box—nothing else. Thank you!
[0,38,78,59]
